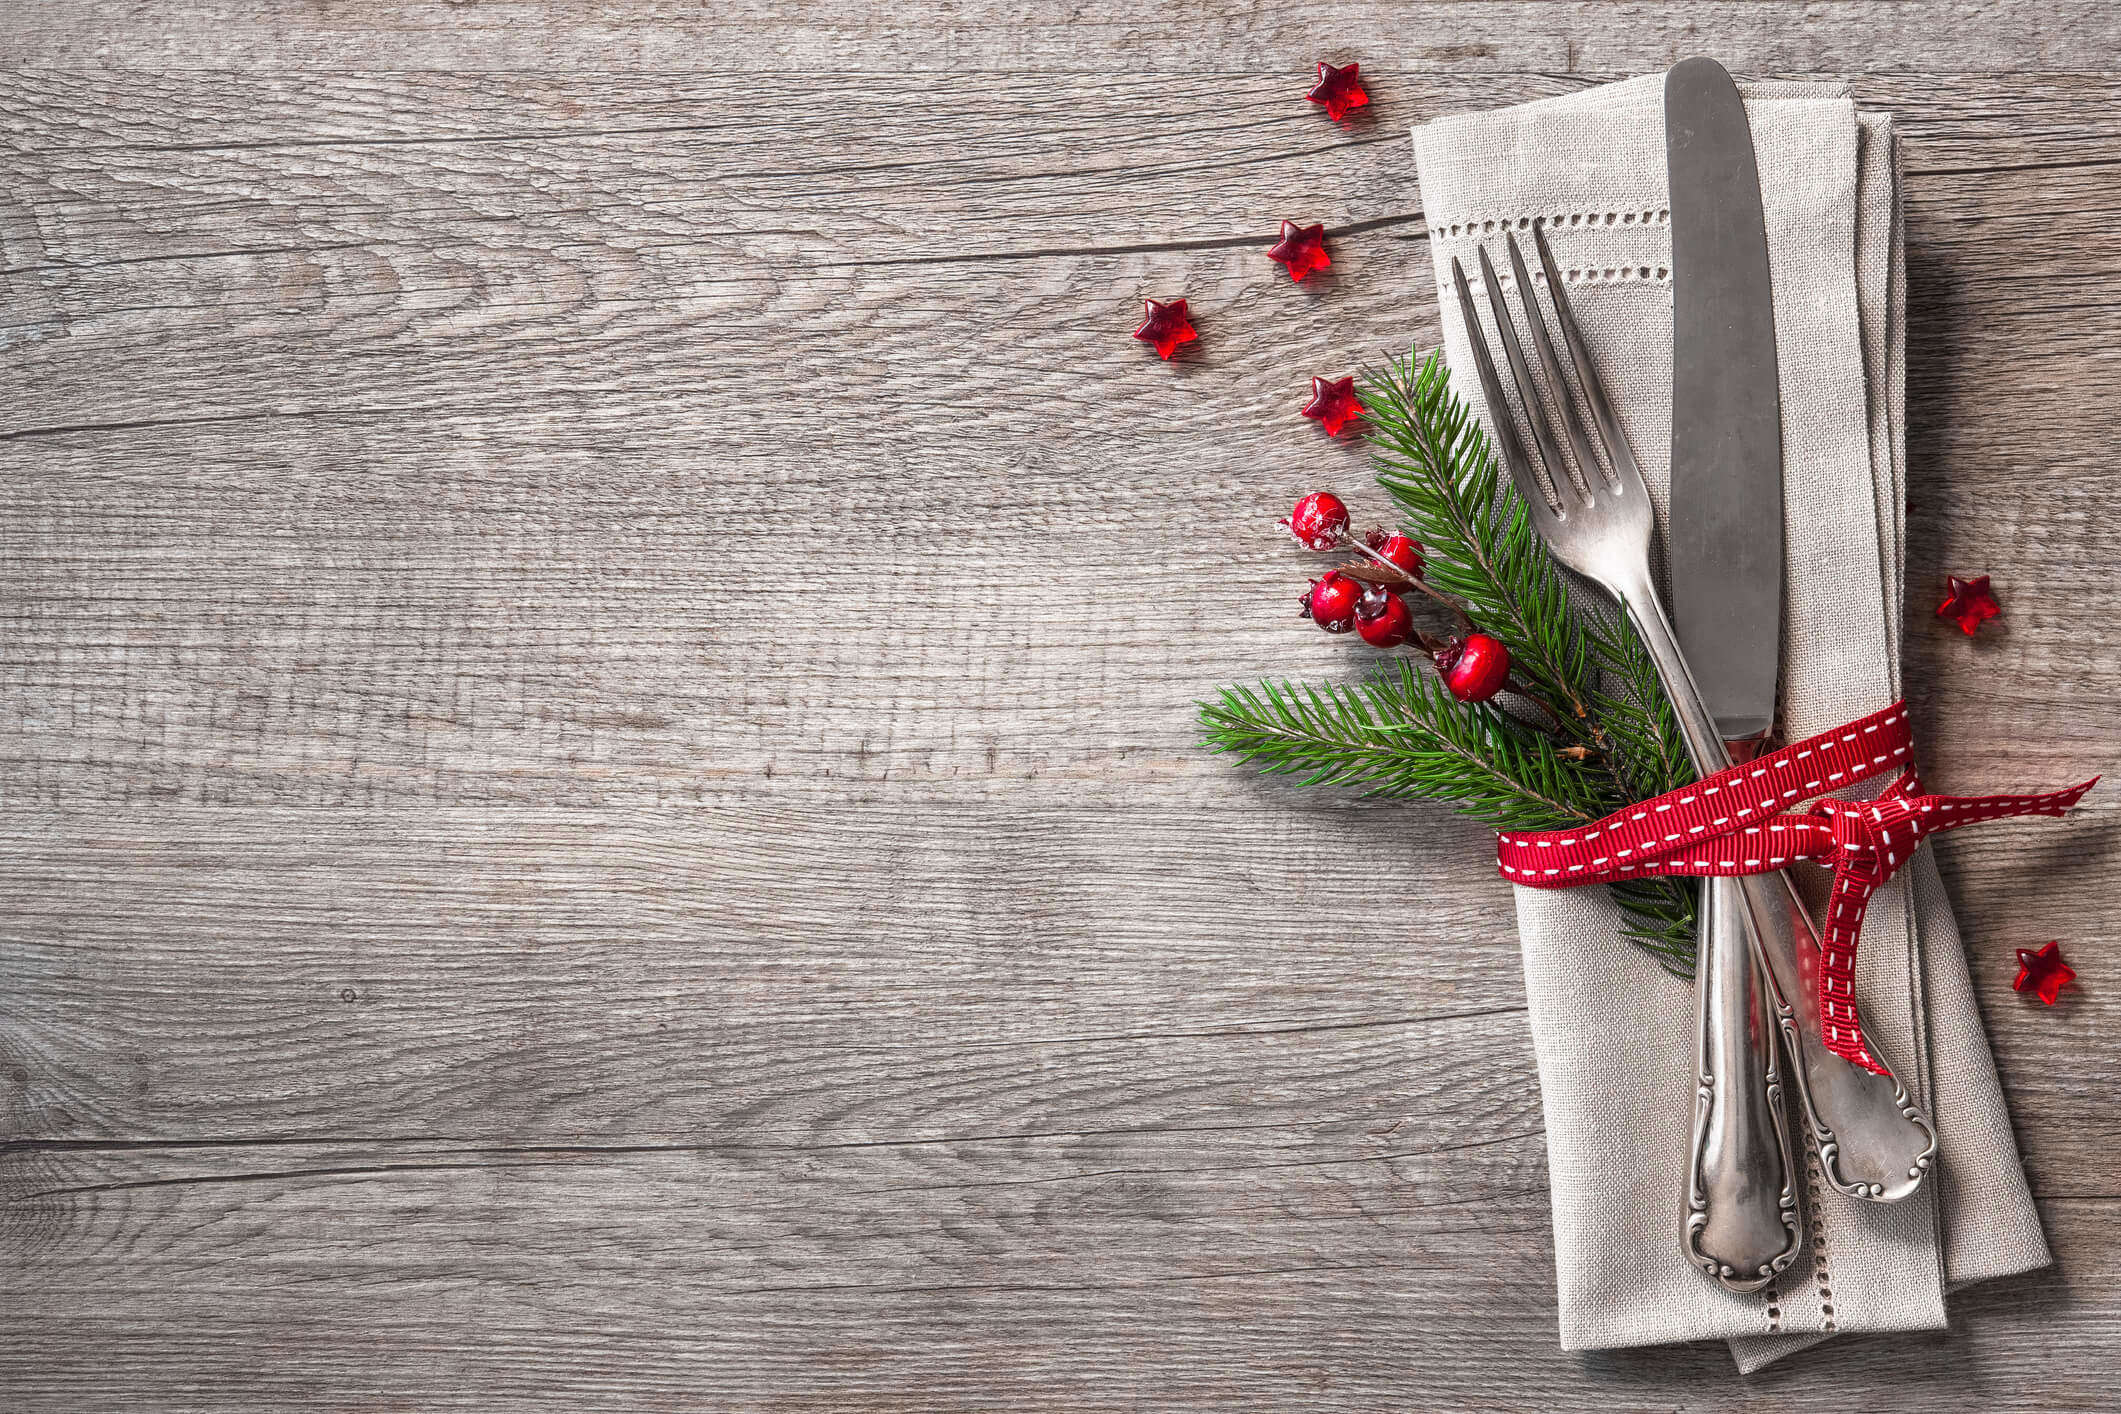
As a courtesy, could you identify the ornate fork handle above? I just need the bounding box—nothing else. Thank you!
[1613,574,1803,1285]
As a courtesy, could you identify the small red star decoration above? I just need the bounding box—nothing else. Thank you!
[1301,375,1365,437]
[1266,220,1331,282]
[1305,61,1370,122]
[1938,573,2001,635]
[2013,942,2076,1005]
[1133,297,1197,360]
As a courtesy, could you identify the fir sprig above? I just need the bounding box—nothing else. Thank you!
[1365,348,1595,731]
[1201,662,1595,831]
[1200,347,1699,973]
[1367,351,1694,816]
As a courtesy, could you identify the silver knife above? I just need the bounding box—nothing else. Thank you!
[1665,58,1803,1289]
[1666,56,1939,1204]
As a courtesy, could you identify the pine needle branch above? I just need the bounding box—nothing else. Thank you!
[1200,663,1597,832]
[1363,351,1594,730]
[1203,346,1700,975]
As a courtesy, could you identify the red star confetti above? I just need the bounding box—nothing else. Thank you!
[1938,573,2001,635]
[2013,942,2076,1005]
[1133,297,1197,360]
[1305,61,1370,122]
[1266,220,1331,282]
[1300,374,1365,437]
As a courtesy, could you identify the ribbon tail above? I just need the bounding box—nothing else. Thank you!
[1905,776,2101,843]
[1818,869,1889,1075]
[1811,772,2096,1077]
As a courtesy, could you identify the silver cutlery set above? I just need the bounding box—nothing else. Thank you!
[1450,58,1937,1291]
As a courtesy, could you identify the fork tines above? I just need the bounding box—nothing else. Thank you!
[1451,225,1648,520]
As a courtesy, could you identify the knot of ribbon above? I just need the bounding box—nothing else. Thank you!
[1496,701,2096,1074]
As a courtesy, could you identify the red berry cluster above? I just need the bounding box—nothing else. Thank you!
[1281,491,1513,704]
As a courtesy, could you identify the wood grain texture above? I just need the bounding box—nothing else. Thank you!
[3,4,2121,1409]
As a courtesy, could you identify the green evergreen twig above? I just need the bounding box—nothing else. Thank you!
[1200,348,1700,974]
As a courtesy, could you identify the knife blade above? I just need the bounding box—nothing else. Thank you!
[1667,56,1782,743]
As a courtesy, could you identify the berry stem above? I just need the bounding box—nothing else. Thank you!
[1338,534,1473,631]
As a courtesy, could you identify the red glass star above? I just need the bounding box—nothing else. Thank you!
[1133,297,1197,360]
[2013,942,2076,1005]
[1300,374,1365,437]
[1266,220,1331,282]
[1938,574,2001,635]
[1305,61,1370,122]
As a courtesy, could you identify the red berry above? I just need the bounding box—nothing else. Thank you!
[1283,491,1350,550]
[1354,586,1412,647]
[1301,571,1360,633]
[1434,632,1510,702]
[1365,529,1424,577]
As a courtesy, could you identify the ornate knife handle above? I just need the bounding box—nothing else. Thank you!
[1733,867,1938,1200]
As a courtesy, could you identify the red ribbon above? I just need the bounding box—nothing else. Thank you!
[1496,701,2096,1073]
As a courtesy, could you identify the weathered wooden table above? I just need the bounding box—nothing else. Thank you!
[4,5,2118,1408]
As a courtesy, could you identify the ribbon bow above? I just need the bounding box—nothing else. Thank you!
[1496,702,2095,1073]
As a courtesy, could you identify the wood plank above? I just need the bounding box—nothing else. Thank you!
[1,1147,2116,1408]
[0,800,2106,1155]
[5,2,2121,75]
[0,804,1528,1139]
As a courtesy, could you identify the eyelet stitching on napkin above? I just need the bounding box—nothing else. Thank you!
[1803,1151,1839,1332]
[1433,211,1673,285]
[1434,209,1671,241]
[1469,265,1671,293]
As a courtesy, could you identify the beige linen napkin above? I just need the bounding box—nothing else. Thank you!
[1413,76,2048,1372]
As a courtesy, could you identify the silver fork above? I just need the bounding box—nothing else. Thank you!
[1454,226,1829,1291]
[1462,230,1935,1217]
